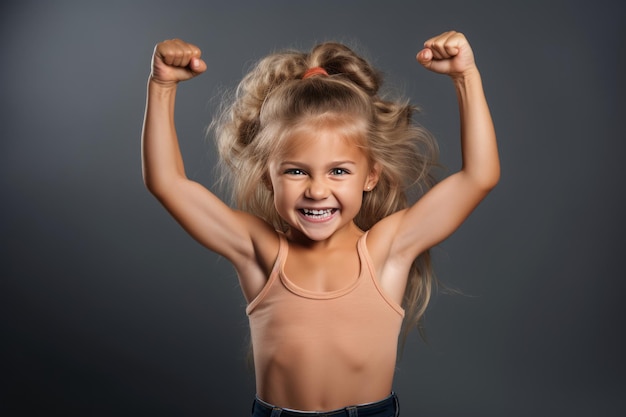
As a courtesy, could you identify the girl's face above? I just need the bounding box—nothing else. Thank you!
[267,122,379,243]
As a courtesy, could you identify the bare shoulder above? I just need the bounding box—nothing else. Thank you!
[365,210,416,304]
[246,213,281,268]
[366,209,407,263]
[232,212,281,303]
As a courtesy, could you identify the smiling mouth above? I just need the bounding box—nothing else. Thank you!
[299,208,336,219]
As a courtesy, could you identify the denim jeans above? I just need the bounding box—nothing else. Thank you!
[251,392,399,417]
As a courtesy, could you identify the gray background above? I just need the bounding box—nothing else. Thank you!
[2,0,624,416]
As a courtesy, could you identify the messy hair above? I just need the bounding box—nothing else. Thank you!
[211,41,439,344]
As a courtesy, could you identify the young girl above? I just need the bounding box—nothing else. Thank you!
[142,31,499,416]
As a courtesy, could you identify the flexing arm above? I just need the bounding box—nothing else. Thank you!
[371,32,500,273]
[141,40,276,298]
[418,31,500,190]
[142,40,206,194]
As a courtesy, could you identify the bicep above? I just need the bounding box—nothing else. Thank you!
[151,177,258,261]
[386,172,493,261]
[152,178,279,302]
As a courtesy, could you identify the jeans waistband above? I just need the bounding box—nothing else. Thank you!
[252,392,399,417]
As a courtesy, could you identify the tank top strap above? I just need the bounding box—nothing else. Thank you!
[357,231,405,317]
[246,231,288,315]
[357,231,374,288]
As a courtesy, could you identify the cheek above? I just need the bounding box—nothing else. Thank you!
[335,182,365,206]
[271,180,297,206]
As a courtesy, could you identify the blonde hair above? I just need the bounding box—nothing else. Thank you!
[211,41,439,344]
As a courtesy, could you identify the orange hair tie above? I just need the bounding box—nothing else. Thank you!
[302,67,329,79]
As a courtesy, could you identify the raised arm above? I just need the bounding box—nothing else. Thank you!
[371,31,500,271]
[418,31,500,190]
[141,40,276,299]
[142,39,206,195]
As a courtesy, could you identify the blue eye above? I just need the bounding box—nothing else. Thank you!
[285,168,305,175]
[331,168,350,175]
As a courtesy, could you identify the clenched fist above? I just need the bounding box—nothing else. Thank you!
[417,31,477,78]
[150,39,207,86]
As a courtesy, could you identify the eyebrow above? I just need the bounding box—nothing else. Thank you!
[279,160,357,167]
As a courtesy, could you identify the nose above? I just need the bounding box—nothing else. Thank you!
[304,177,329,200]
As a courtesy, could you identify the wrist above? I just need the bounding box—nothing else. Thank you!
[147,78,180,102]
[451,67,481,87]
[148,76,179,91]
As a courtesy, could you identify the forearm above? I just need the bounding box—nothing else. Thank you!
[453,69,500,189]
[141,79,187,194]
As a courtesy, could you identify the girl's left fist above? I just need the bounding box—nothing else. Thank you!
[417,31,477,77]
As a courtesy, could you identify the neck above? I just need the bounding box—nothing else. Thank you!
[286,222,363,250]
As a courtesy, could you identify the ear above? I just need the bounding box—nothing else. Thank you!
[364,162,382,191]
[262,172,273,192]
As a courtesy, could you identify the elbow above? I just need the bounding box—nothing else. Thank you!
[484,167,500,191]
[142,171,169,199]
[469,165,500,193]
[142,162,175,198]
[143,171,188,203]
[477,154,501,191]
[144,181,173,203]
[142,160,186,198]
[142,169,158,195]
[143,177,158,196]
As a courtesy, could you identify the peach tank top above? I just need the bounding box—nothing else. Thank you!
[246,232,404,404]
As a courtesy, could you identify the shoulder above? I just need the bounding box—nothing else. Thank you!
[235,211,281,267]
[366,209,409,263]
[231,212,281,302]
[363,210,417,303]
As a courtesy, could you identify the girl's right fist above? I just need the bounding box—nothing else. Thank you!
[150,39,207,85]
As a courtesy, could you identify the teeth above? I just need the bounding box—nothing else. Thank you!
[303,209,330,215]
[302,208,333,217]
